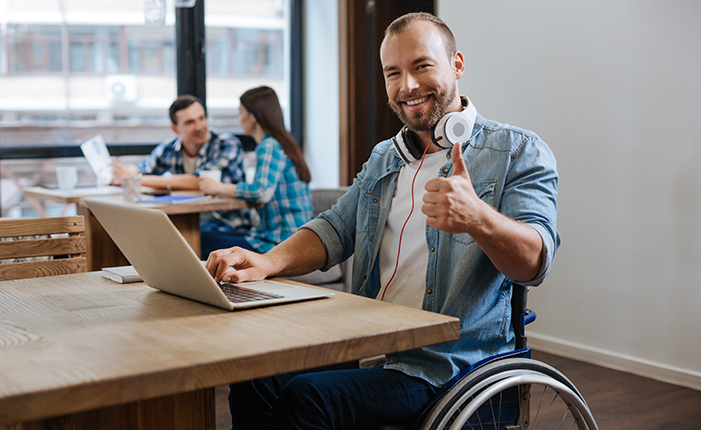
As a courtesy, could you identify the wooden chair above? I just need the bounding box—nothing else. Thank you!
[0,215,87,281]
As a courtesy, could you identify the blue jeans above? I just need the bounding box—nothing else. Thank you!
[229,362,438,430]
[200,224,255,258]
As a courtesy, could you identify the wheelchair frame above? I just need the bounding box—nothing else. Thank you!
[411,284,599,430]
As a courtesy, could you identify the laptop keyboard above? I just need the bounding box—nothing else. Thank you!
[219,283,284,303]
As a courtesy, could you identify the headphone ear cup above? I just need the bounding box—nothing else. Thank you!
[402,128,425,160]
[392,127,422,163]
[432,111,473,149]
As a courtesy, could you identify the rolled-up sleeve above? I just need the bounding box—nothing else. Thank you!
[501,134,560,287]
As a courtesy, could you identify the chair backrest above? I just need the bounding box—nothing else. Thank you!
[311,187,349,216]
[0,215,87,281]
[299,187,351,292]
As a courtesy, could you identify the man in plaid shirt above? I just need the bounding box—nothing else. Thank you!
[113,95,252,246]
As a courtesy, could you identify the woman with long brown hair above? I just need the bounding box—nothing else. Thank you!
[199,86,313,255]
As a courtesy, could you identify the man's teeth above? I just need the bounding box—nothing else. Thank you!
[405,97,428,106]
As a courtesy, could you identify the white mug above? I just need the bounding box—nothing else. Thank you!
[199,170,222,182]
[56,166,78,189]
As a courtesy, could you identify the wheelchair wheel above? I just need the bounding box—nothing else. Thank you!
[417,358,598,430]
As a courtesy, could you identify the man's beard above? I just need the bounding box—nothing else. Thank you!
[388,83,457,132]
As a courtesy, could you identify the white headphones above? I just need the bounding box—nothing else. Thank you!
[392,96,476,163]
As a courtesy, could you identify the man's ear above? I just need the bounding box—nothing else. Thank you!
[170,123,179,135]
[453,51,465,80]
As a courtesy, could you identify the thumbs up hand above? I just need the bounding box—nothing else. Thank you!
[422,143,485,233]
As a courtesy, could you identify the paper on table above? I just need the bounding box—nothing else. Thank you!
[80,135,114,185]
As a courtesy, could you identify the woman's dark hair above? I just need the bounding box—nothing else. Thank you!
[240,86,311,183]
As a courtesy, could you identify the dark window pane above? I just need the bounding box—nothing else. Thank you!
[128,40,141,73]
[163,41,175,73]
[49,41,62,71]
[87,41,102,72]
[11,42,28,72]
[70,42,84,72]
[232,41,245,74]
[142,41,159,73]
[107,42,120,73]
[37,25,61,37]
[229,28,283,76]
[264,44,275,75]
[68,25,94,37]
[208,40,229,74]
[30,42,44,71]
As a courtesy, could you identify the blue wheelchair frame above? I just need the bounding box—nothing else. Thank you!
[402,284,598,430]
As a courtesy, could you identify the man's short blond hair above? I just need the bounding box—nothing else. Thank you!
[384,12,457,60]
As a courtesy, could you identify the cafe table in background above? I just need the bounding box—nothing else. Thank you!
[23,186,252,270]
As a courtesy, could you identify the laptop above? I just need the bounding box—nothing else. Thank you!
[84,198,333,310]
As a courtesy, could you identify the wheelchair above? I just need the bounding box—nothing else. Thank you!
[388,284,599,430]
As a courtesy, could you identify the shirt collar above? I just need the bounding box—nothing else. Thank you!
[460,95,478,142]
[174,132,211,156]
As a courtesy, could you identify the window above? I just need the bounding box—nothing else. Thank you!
[0,0,298,218]
[0,1,290,140]
[7,25,63,73]
[207,28,283,77]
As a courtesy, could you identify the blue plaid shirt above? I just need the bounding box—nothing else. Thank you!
[234,135,312,252]
[136,130,252,229]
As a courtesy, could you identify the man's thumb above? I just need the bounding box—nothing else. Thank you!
[451,143,468,177]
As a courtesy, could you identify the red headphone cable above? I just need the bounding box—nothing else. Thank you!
[380,139,436,301]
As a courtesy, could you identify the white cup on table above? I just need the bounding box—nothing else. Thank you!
[56,166,78,189]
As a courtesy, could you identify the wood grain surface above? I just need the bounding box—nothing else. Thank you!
[0,272,459,426]
[0,216,86,282]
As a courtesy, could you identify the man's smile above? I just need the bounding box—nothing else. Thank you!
[405,96,429,106]
[399,94,433,113]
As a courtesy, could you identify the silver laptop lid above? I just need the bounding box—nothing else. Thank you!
[85,198,235,309]
[84,198,333,310]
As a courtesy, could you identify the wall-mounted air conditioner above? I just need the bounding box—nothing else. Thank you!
[105,75,138,103]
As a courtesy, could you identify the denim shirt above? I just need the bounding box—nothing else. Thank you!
[303,112,560,387]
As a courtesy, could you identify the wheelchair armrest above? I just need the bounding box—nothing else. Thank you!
[524,308,537,325]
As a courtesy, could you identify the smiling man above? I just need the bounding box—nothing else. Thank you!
[113,95,252,251]
[382,17,461,135]
[207,12,561,429]
[113,95,246,192]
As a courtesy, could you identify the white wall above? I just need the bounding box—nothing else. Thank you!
[439,0,701,389]
[303,0,340,189]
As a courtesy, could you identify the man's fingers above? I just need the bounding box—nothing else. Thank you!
[450,143,468,178]
[423,177,444,194]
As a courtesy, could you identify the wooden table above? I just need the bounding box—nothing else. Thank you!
[23,185,124,205]
[23,187,250,270]
[0,272,460,429]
